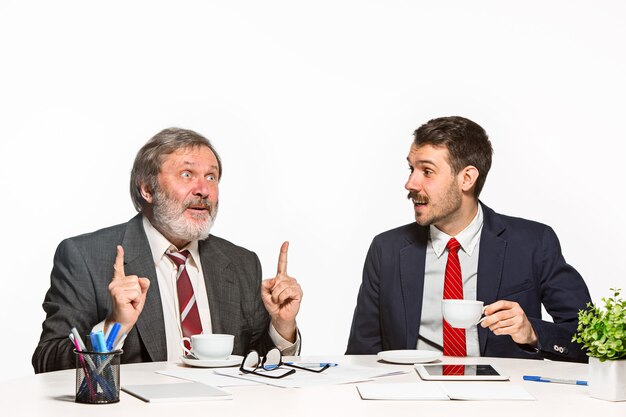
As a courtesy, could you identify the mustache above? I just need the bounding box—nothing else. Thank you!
[407,191,429,204]
[183,198,213,211]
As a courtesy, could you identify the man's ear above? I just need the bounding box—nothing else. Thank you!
[460,166,479,193]
[140,183,154,204]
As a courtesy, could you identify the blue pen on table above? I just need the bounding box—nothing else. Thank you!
[523,375,588,386]
[284,362,338,368]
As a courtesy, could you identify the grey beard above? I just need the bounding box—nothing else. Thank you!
[151,190,218,244]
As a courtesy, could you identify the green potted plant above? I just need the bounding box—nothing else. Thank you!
[573,288,626,401]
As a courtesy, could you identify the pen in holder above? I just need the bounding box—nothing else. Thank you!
[74,349,122,404]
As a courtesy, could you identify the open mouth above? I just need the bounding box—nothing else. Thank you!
[408,192,428,206]
[185,204,211,216]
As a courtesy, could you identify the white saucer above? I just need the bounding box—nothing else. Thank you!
[377,350,442,364]
[180,354,243,368]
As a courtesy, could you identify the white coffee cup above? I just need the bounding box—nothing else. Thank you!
[180,334,234,360]
[442,299,486,329]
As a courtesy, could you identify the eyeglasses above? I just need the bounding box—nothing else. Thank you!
[240,348,295,379]
[240,348,331,379]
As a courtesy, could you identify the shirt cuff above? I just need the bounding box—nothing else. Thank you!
[92,320,106,334]
[269,323,300,356]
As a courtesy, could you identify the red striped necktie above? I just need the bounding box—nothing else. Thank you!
[443,237,466,358]
[166,250,203,349]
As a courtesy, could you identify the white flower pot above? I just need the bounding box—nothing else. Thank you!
[589,357,626,401]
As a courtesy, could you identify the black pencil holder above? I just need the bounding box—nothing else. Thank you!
[74,349,122,404]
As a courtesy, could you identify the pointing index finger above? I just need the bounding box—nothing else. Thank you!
[276,241,289,276]
[112,245,125,280]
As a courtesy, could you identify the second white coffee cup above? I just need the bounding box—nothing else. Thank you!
[442,299,485,329]
[180,334,234,360]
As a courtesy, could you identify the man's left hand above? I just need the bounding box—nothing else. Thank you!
[481,300,538,346]
[261,241,302,343]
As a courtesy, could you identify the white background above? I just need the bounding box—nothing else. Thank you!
[1,0,624,381]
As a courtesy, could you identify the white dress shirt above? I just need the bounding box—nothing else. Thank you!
[416,204,483,357]
[142,217,213,360]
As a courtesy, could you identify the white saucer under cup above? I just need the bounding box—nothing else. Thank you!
[180,355,243,368]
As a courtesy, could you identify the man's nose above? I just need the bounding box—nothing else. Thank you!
[405,173,421,192]
[192,178,211,198]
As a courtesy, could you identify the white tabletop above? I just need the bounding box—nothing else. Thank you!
[3,355,625,416]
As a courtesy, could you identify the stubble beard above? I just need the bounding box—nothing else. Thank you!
[409,183,462,228]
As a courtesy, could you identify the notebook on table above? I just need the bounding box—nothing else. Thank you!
[122,381,232,403]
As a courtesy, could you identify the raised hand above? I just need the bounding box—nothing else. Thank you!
[107,245,150,333]
[261,241,302,342]
[481,300,538,346]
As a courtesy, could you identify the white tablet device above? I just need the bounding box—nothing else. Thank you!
[415,364,509,381]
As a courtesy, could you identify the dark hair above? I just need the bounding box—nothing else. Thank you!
[413,116,493,197]
[130,127,222,212]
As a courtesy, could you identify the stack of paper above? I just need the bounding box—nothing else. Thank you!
[357,382,535,401]
[213,366,410,388]
[157,368,261,387]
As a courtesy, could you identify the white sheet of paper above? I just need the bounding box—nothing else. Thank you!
[357,383,450,400]
[355,382,535,401]
[214,366,410,388]
[441,382,535,401]
[156,368,261,387]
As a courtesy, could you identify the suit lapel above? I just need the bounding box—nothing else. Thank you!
[476,203,507,354]
[122,215,167,362]
[198,237,240,336]
[400,226,429,349]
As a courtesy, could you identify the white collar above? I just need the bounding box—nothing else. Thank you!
[141,215,200,266]
[429,204,484,258]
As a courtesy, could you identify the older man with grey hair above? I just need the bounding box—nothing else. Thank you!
[33,128,302,373]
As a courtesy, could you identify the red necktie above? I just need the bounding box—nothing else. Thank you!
[166,250,203,349]
[443,238,466,357]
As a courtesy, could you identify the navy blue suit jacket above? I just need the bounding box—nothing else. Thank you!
[346,203,591,362]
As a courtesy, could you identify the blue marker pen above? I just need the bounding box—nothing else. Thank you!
[106,323,122,351]
[89,332,100,352]
[93,331,107,352]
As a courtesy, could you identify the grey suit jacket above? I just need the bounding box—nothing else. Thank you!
[33,214,274,373]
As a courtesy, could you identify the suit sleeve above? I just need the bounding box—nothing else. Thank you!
[32,239,103,373]
[245,254,276,356]
[528,226,591,362]
[346,239,383,354]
